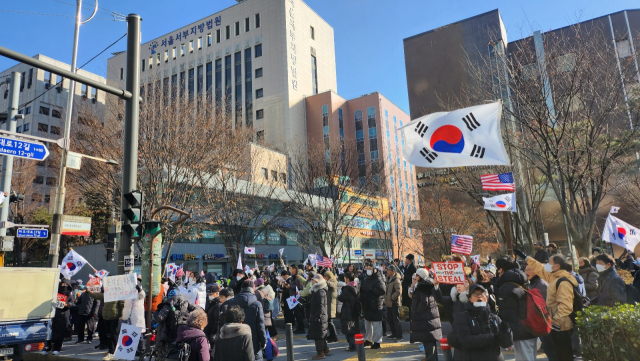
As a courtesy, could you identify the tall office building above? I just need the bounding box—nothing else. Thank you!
[0,54,106,207]
[107,0,337,157]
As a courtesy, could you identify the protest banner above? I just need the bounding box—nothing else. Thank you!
[86,277,102,293]
[56,294,67,309]
[432,262,466,284]
[113,324,143,360]
[103,273,138,302]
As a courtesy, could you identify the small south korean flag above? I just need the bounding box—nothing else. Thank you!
[113,325,143,360]
[244,246,256,255]
[610,206,620,214]
[286,295,299,309]
[60,249,88,278]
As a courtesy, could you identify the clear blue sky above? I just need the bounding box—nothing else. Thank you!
[1,0,637,114]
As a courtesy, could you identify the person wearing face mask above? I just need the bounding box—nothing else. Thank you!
[360,262,386,349]
[515,250,577,361]
[308,274,330,359]
[589,253,627,307]
[410,268,442,361]
[232,270,249,296]
[448,285,513,361]
[204,284,222,344]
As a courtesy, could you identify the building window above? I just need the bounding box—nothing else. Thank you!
[27,68,33,88]
[141,59,145,71]
[20,72,25,91]
[256,109,264,119]
[149,56,153,69]
[311,55,318,95]
[216,29,221,43]
[197,37,202,50]
[255,44,262,58]
[310,26,315,40]
[38,123,49,132]
[172,47,177,59]
[120,68,124,80]
[255,68,263,78]
[181,44,185,56]
[31,193,42,202]
[39,106,49,115]
[51,126,60,135]
[225,55,232,113]
[262,167,268,179]
[81,84,88,97]
[52,109,62,119]
[245,17,250,32]
[215,58,222,106]
[257,130,265,143]
[44,195,50,203]
[226,25,230,40]
[46,177,57,186]
[235,51,242,127]
[245,48,253,128]
[24,123,29,131]
[91,87,97,100]
[188,68,195,99]
[189,40,194,53]
[235,21,240,36]
[180,71,186,97]
[206,62,213,99]
[255,13,261,28]
[16,126,22,133]
[280,173,286,184]
[197,65,204,97]
[256,88,263,98]
[270,170,277,180]
[207,33,212,47]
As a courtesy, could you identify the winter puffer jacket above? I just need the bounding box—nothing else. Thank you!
[590,267,627,307]
[448,303,512,361]
[204,297,221,339]
[307,280,328,340]
[176,325,209,361]
[212,323,254,361]
[385,272,402,307]
[526,257,578,331]
[324,272,338,319]
[360,270,386,321]
[51,283,75,341]
[337,285,360,335]
[75,290,99,317]
[122,290,146,329]
[410,279,442,344]
[336,281,346,314]
[495,268,534,341]
[578,264,599,299]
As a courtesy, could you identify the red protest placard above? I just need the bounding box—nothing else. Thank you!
[87,277,102,292]
[432,262,466,284]
[56,293,68,302]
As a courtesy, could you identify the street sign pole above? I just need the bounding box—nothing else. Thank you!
[117,14,141,275]
[0,72,21,267]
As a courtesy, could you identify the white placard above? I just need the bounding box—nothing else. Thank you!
[432,262,465,284]
[103,273,138,302]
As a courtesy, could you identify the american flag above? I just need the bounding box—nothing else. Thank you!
[175,265,185,278]
[315,255,333,268]
[451,234,473,255]
[480,172,515,191]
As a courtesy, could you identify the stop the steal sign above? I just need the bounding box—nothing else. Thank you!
[432,262,466,284]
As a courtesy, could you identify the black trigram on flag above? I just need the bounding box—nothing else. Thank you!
[462,112,481,131]
[420,147,438,163]
[470,145,485,158]
[414,121,428,138]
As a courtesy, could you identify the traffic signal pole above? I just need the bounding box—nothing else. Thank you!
[0,72,21,267]
[117,14,142,275]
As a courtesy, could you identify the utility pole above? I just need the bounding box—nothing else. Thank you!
[48,0,98,268]
[116,14,141,275]
[0,72,21,267]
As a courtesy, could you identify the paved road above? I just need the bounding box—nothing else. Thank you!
[24,333,550,361]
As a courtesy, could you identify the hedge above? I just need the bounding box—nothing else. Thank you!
[576,303,640,360]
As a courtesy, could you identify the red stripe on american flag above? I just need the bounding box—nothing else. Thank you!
[480,174,515,191]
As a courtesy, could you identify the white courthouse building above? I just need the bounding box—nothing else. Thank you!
[107,0,337,155]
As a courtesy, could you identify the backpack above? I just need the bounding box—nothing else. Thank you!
[166,301,190,340]
[264,330,279,360]
[164,336,204,361]
[555,277,589,324]
[520,287,552,336]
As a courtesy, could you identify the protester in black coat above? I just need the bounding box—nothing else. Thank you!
[74,289,99,343]
[337,272,360,352]
[204,285,222,342]
[307,275,329,358]
[47,282,76,354]
[533,242,549,264]
[212,305,254,361]
[448,285,513,361]
[410,268,442,361]
[495,265,533,342]
[360,263,386,348]
[401,254,417,314]
[225,280,267,358]
[232,270,249,296]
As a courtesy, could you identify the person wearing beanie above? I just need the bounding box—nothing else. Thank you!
[308,274,329,359]
[223,279,267,360]
[410,267,442,361]
[402,254,417,318]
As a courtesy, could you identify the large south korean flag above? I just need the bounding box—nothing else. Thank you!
[401,101,510,168]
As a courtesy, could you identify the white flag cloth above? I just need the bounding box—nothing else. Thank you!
[308,254,317,267]
[286,296,299,309]
[166,263,177,282]
[113,324,143,360]
[603,214,640,252]
[60,249,88,278]
[471,255,481,264]
[244,246,256,255]
[610,206,620,214]
[255,261,259,270]
[0,192,6,205]
[95,269,109,279]
[483,193,516,212]
[236,253,242,270]
[279,248,284,256]
[401,101,509,168]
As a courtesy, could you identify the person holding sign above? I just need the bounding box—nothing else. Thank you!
[42,281,75,356]
[87,281,125,360]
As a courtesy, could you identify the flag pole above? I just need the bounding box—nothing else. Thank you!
[503,212,514,256]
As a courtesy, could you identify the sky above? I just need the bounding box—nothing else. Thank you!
[1,0,637,114]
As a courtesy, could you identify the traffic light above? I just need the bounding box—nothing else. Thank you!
[122,190,143,240]
[105,233,117,262]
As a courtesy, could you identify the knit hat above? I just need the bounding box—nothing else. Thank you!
[254,278,265,287]
[206,284,220,294]
[485,264,497,276]
[312,274,324,282]
[415,268,430,280]
[405,254,415,261]
[324,270,334,279]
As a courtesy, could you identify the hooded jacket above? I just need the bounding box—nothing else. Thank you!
[410,278,442,343]
[122,289,146,329]
[212,323,254,361]
[337,284,360,335]
[204,297,222,339]
[578,264,599,299]
[176,325,209,361]
[385,271,402,307]
[360,269,386,321]
[496,268,534,341]
[324,272,338,318]
[590,267,627,306]
[526,257,578,331]
[52,283,75,340]
[226,290,267,353]
[75,290,99,317]
[307,279,328,340]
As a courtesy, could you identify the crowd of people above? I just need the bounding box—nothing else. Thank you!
[40,245,640,361]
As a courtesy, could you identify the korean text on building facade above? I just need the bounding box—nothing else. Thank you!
[288,0,298,91]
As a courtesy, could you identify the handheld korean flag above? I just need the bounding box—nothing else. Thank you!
[401,101,509,168]
[279,248,284,257]
[60,249,88,278]
[244,246,256,255]
[286,295,299,309]
[602,214,640,252]
[113,324,143,360]
[610,206,620,214]
[483,193,516,212]
[95,269,109,279]
[471,255,481,264]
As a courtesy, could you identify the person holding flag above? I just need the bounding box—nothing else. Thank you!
[42,280,75,356]
[286,265,306,334]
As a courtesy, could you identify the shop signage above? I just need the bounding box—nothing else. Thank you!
[202,230,218,238]
[171,253,197,261]
[246,253,280,259]
[359,230,375,236]
[203,254,226,260]
[363,249,376,258]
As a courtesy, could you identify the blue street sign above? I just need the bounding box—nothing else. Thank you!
[354,250,363,256]
[0,136,49,161]
[16,228,49,238]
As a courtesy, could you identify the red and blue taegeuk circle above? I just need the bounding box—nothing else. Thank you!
[496,201,507,208]
[429,125,465,153]
[121,335,133,347]
[617,226,626,239]
[66,262,76,271]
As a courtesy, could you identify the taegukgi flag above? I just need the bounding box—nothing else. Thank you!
[244,246,256,255]
[610,206,620,214]
[113,324,143,360]
[60,249,88,277]
[603,214,640,252]
[401,101,510,168]
[483,193,516,212]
